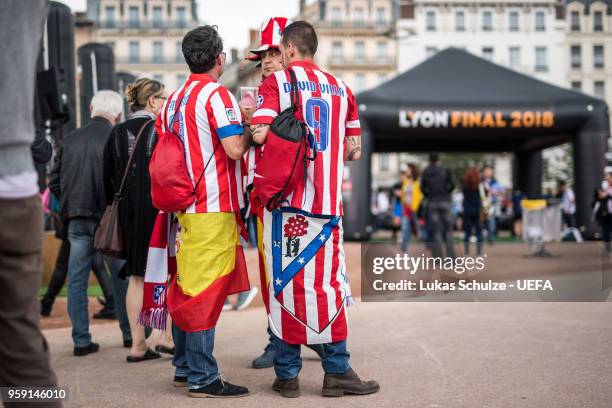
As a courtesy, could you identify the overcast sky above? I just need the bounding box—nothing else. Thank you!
[56,0,300,51]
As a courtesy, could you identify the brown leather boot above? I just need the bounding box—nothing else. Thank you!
[322,368,380,397]
[272,377,300,398]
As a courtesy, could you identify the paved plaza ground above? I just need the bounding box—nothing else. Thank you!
[41,242,612,407]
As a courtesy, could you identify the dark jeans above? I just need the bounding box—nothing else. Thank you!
[172,324,219,389]
[463,213,483,255]
[562,211,576,229]
[272,335,350,380]
[41,239,115,310]
[0,196,60,407]
[601,215,612,251]
[426,201,455,258]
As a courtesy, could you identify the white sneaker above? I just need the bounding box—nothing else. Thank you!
[234,287,259,311]
[222,299,232,311]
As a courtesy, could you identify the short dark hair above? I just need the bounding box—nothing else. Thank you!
[281,21,318,57]
[182,25,223,73]
[429,152,439,163]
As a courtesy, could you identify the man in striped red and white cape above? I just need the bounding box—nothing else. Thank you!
[250,21,379,398]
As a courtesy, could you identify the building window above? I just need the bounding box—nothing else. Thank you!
[594,81,605,98]
[377,42,387,60]
[355,41,365,64]
[455,11,465,31]
[425,46,438,58]
[177,7,186,28]
[482,47,494,61]
[105,6,115,28]
[332,41,343,63]
[176,41,183,62]
[482,11,493,31]
[177,74,187,85]
[355,73,366,93]
[426,11,436,31]
[594,45,605,68]
[153,6,163,29]
[570,11,580,31]
[129,41,140,63]
[535,47,548,72]
[129,6,139,28]
[571,81,581,91]
[593,11,603,32]
[376,8,386,26]
[353,8,364,27]
[331,7,341,27]
[570,45,581,69]
[509,46,520,68]
[153,41,163,63]
[509,11,519,32]
[379,153,389,171]
[535,10,546,31]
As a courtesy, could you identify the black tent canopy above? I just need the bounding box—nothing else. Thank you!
[343,48,610,239]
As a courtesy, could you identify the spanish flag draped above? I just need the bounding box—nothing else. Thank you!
[168,212,250,332]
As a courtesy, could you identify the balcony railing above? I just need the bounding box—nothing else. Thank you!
[116,56,186,65]
[313,20,393,32]
[98,20,197,30]
[327,55,395,68]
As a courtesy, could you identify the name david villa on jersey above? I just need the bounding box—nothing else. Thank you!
[373,279,554,291]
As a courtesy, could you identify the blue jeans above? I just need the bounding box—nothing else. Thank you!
[272,335,350,380]
[172,324,219,389]
[67,219,97,347]
[401,216,412,252]
[486,216,496,243]
[67,218,130,346]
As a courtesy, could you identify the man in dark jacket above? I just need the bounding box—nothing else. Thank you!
[421,152,455,259]
[49,90,130,356]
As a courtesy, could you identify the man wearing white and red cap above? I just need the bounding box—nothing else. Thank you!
[240,16,327,370]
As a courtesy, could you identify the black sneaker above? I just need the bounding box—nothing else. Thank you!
[173,376,188,388]
[189,377,249,398]
[93,306,116,320]
[74,342,100,357]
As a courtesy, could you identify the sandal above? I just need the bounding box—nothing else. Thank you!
[126,348,161,363]
[155,345,175,355]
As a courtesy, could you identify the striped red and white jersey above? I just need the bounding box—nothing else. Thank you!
[156,73,245,214]
[251,60,361,216]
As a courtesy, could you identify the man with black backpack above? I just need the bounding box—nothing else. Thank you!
[250,21,379,399]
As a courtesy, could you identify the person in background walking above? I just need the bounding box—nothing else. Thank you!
[103,78,174,362]
[481,165,503,245]
[400,164,421,252]
[558,179,576,229]
[595,172,612,253]
[421,152,455,258]
[49,90,131,356]
[462,167,483,256]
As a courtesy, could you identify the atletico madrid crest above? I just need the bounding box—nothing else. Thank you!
[263,208,349,344]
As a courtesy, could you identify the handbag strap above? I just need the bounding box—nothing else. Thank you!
[116,119,154,198]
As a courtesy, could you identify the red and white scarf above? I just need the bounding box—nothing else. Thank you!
[138,212,177,330]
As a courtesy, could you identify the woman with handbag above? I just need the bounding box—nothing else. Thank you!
[102,78,173,362]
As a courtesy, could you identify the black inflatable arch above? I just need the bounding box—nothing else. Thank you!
[343,48,610,240]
